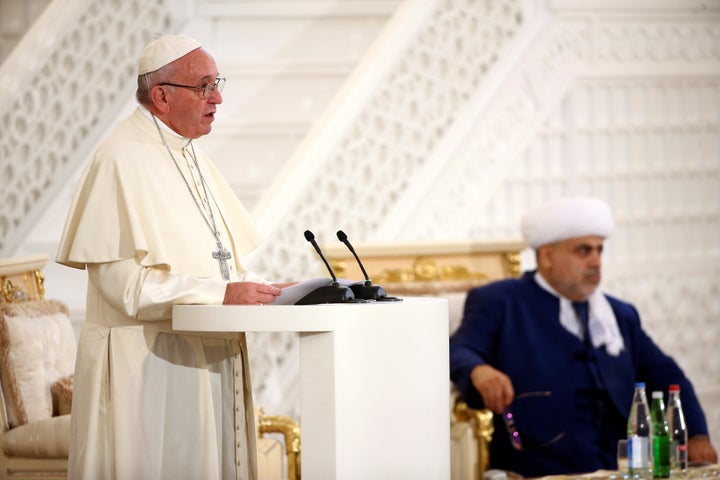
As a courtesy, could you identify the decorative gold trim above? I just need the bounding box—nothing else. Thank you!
[0,269,45,304]
[1,279,30,304]
[34,270,45,299]
[258,410,302,480]
[375,256,490,285]
[505,251,522,278]
[453,399,495,476]
[326,239,525,295]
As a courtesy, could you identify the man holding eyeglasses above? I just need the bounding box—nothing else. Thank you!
[450,197,717,477]
[57,34,288,479]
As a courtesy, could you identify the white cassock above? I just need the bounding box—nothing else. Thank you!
[56,107,265,480]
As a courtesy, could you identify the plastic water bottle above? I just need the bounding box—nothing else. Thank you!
[666,384,688,475]
[650,391,670,478]
[627,382,653,479]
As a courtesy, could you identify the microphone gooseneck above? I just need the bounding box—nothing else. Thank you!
[334,229,400,302]
[304,230,338,285]
[336,230,371,286]
[297,230,356,305]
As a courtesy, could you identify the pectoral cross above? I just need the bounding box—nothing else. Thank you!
[212,240,232,281]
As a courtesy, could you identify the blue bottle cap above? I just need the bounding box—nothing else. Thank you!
[635,382,645,388]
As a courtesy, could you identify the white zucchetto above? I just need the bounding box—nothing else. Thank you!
[137,34,202,75]
[521,197,614,248]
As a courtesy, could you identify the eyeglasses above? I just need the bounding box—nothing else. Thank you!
[158,77,226,99]
[503,391,566,451]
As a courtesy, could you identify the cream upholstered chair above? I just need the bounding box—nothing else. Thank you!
[0,298,72,480]
[0,255,72,480]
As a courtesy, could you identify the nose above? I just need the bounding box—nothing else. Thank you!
[209,87,223,104]
[588,249,602,268]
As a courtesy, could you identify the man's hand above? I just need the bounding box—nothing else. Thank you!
[470,364,515,414]
[223,282,282,305]
[688,435,718,464]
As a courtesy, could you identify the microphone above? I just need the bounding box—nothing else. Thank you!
[336,230,401,301]
[296,230,355,305]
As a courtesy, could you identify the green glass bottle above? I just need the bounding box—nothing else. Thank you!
[650,391,670,478]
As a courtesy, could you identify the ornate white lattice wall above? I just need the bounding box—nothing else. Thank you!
[0,0,188,256]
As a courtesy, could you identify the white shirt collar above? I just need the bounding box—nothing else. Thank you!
[534,271,625,356]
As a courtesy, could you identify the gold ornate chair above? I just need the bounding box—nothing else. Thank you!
[325,239,523,480]
[0,255,301,480]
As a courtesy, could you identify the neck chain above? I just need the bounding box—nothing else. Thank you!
[151,114,232,280]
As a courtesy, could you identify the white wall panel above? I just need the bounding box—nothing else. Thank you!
[216,75,349,124]
[213,16,393,64]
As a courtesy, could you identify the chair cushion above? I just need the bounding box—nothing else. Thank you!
[0,300,76,427]
[0,414,70,457]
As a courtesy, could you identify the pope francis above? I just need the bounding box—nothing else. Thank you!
[56,34,284,479]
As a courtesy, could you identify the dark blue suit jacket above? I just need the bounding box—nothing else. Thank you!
[450,271,708,476]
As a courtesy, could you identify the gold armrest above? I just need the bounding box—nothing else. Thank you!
[257,410,301,480]
[453,398,495,476]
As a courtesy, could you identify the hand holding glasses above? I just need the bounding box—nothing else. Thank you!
[503,391,566,451]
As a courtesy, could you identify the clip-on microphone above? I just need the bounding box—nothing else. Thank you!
[295,230,356,305]
[336,230,401,301]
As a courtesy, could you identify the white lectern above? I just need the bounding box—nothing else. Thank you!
[173,297,450,480]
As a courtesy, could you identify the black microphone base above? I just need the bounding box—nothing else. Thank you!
[349,283,402,301]
[376,296,403,302]
[295,285,355,305]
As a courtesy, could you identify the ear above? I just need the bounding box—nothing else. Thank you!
[536,245,553,269]
[149,86,171,114]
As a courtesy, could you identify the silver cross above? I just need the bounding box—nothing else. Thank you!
[212,241,232,281]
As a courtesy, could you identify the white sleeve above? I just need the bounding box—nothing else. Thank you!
[88,259,227,321]
[240,269,271,284]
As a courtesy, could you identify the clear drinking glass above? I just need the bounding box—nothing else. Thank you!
[617,439,629,474]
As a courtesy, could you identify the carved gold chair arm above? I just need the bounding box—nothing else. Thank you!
[258,412,302,480]
[453,398,495,476]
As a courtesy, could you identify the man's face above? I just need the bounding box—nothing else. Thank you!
[158,48,222,139]
[538,235,604,301]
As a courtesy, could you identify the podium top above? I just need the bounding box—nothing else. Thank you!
[172,297,448,333]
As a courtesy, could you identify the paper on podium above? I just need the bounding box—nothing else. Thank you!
[270,278,359,305]
[271,277,330,305]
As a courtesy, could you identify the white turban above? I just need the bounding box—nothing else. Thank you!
[138,34,202,75]
[521,197,614,248]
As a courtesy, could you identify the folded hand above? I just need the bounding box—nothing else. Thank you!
[223,282,282,305]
